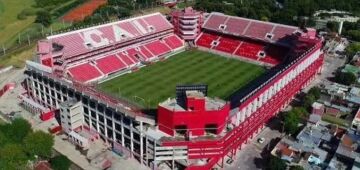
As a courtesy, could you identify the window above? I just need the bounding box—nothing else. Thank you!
[205,124,218,134]
[219,24,227,30]
[265,33,274,40]
[211,40,219,46]
[175,125,187,135]
[258,51,266,58]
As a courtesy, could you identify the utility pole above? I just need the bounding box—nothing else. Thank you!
[18,33,21,44]
[27,34,30,46]
[2,45,5,55]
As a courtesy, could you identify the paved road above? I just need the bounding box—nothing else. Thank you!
[224,118,283,170]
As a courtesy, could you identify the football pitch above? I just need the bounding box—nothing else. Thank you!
[98,50,266,109]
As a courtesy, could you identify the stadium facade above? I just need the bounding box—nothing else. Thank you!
[22,11,323,170]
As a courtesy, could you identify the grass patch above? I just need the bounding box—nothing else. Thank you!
[0,44,36,68]
[322,114,350,127]
[0,0,36,46]
[99,50,266,109]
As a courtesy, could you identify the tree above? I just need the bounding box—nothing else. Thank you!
[336,72,357,85]
[0,144,28,169]
[0,131,10,147]
[24,131,54,159]
[290,165,305,170]
[2,118,32,143]
[346,42,360,61]
[308,87,321,100]
[304,94,316,110]
[267,155,287,170]
[284,109,300,135]
[35,10,52,27]
[292,107,309,118]
[50,155,71,170]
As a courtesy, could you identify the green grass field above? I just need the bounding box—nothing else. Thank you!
[0,0,36,46]
[99,50,266,109]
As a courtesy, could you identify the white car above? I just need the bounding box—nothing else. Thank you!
[258,138,265,144]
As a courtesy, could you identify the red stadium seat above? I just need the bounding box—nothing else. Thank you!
[224,18,250,35]
[68,63,102,82]
[127,48,146,61]
[244,22,274,40]
[144,40,172,56]
[271,26,297,41]
[235,41,265,60]
[196,33,218,48]
[139,46,154,59]
[143,14,173,32]
[215,36,241,54]
[96,55,127,74]
[203,14,227,30]
[164,35,184,49]
[117,52,137,66]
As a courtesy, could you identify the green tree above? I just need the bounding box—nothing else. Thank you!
[346,42,360,61]
[0,144,28,170]
[35,10,52,27]
[284,109,300,135]
[0,131,10,146]
[2,118,32,143]
[326,21,338,32]
[346,30,360,41]
[50,155,71,170]
[267,155,287,170]
[308,87,321,100]
[336,72,357,85]
[24,131,54,158]
[290,165,305,170]
[304,94,316,110]
[292,107,309,118]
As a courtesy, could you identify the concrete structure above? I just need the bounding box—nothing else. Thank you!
[22,11,324,170]
[313,10,359,34]
[158,90,229,136]
[60,99,83,133]
[352,108,360,133]
[170,7,203,41]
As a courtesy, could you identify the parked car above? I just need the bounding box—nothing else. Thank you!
[258,137,265,144]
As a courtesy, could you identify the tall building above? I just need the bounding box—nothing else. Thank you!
[170,7,203,41]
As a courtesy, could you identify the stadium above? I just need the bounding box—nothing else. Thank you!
[22,8,324,170]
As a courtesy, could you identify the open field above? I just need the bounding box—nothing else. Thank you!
[0,44,36,68]
[0,0,36,46]
[99,50,266,109]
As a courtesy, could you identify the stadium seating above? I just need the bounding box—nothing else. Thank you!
[163,35,184,49]
[144,40,172,56]
[51,33,88,58]
[202,13,299,42]
[45,13,173,61]
[127,48,145,61]
[215,36,241,54]
[196,32,218,48]
[271,26,297,41]
[96,55,127,74]
[235,41,265,60]
[224,17,250,35]
[117,52,137,66]
[260,45,290,65]
[143,14,173,32]
[68,63,103,82]
[139,46,154,59]
[203,14,227,30]
[118,21,142,36]
[244,22,274,40]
